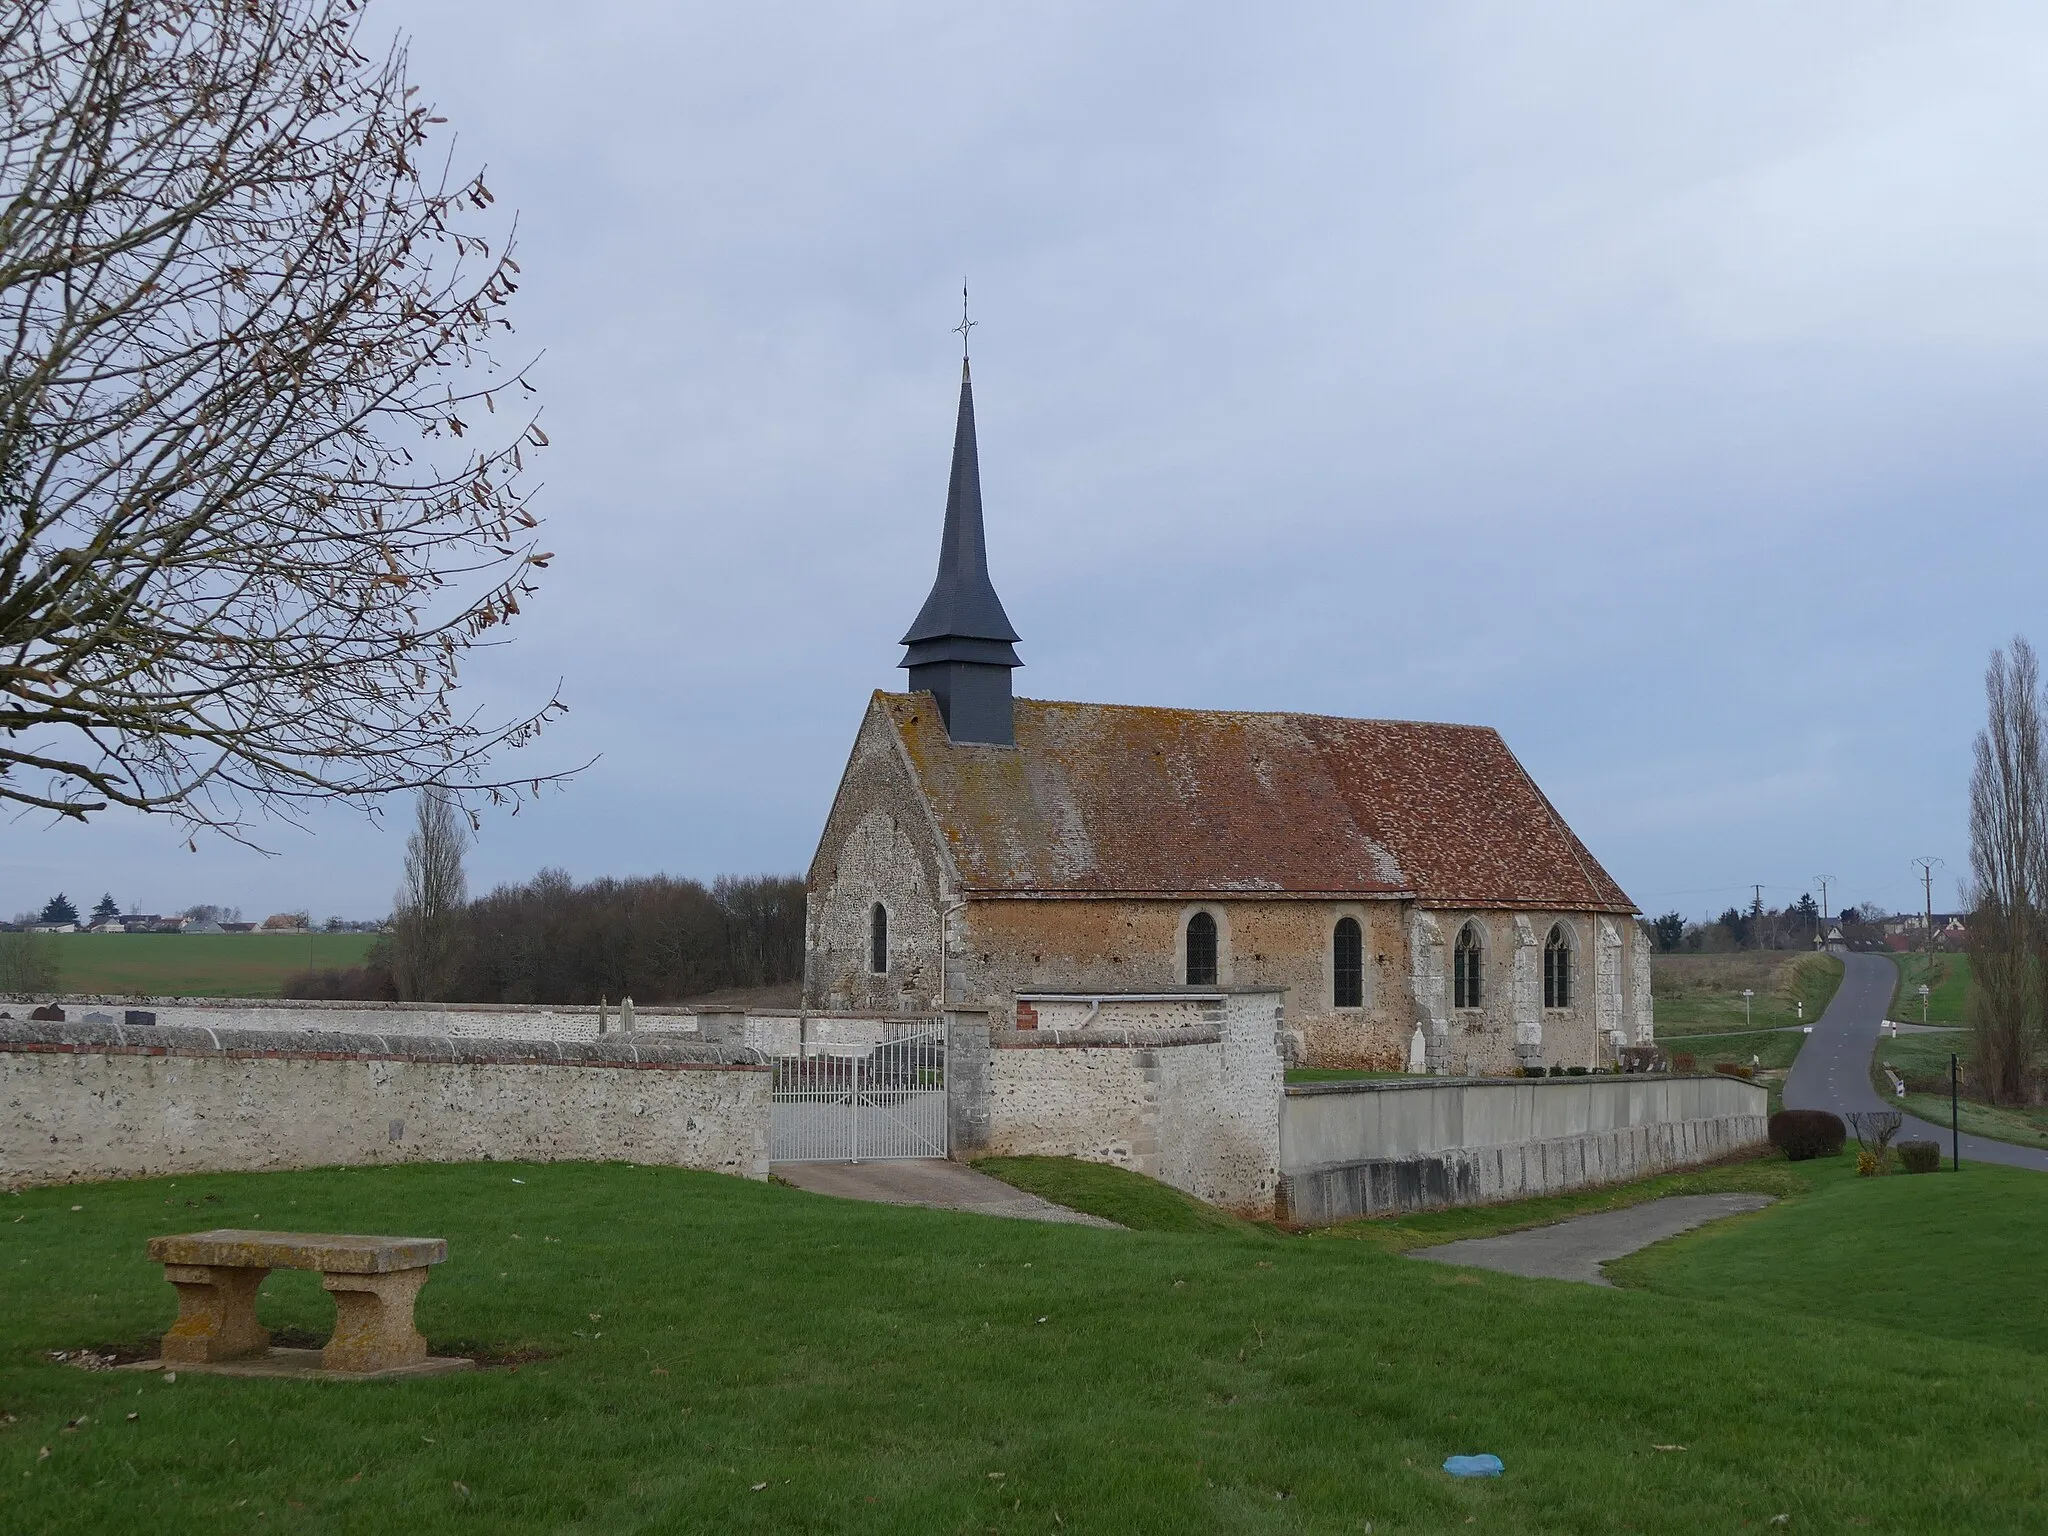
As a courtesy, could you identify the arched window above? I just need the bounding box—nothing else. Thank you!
[1544,923,1572,1009]
[1333,917,1364,1008]
[1186,911,1218,986]
[1453,922,1483,1010]
[869,903,888,975]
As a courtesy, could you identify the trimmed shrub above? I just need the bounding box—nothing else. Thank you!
[1898,1140,1942,1174]
[1671,1052,1697,1073]
[1566,1066,1588,1076]
[1769,1108,1847,1162]
[1548,1064,1564,1077]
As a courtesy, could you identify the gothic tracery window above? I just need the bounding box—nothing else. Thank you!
[870,902,888,974]
[1333,917,1364,1008]
[1544,923,1573,1009]
[1453,922,1483,1010]
[1186,911,1219,986]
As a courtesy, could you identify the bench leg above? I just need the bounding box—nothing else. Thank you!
[159,1264,271,1364]
[322,1267,431,1373]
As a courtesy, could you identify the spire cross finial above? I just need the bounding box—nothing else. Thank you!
[953,281,975,360]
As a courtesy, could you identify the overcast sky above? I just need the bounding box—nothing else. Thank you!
[16,2,2048,924]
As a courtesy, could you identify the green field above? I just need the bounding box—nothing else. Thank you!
[1887,950,1968,1024]
[36,933,378,998]
[1651,950,1842,1037]
[4,1152,2046,1533]
[1661,1027,1804,1072]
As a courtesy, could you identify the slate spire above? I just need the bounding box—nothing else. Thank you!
[900,347,1022,746]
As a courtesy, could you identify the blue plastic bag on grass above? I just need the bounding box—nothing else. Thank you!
[1443,1454,1504,1478]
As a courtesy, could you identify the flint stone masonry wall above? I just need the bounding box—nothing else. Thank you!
[0,1000,930,1051]
[1,1020,770,1190]
[1277,1073,1767,1223]
[973,991,1284,1215]
[0,998,694,1043]
[802,704,948,1014]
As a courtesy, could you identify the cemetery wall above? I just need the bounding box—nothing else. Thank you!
[1276,1072,1768,1223]
[0,1020,770,1189]
[965,990,1286,1214]
[0,998,925,1047]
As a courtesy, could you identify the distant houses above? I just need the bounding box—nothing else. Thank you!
[4,913,390,936]
[1881,912,1969,952]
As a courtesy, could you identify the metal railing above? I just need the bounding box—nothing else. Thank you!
[770,1025,946,1162]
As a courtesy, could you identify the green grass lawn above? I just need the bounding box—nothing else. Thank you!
[40,933,377,998]
[1886,950,1968,1024]
[1655,1027,1804,1071]
[1310,1156,1810,1253]
[1652,951,1842,1036]
[1896,1090,2048,1149]
[1608,1155,2048,1353]
[973,1156,1273,1237]
[5,1155,2048,1533]
[1282,1067,1412,1085]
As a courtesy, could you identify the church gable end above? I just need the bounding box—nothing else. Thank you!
[802,695,953,1012]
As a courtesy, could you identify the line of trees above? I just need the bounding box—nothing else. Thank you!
[1965,637,2048,1106]
[1647,895,1880,953]
[287,791,805,1005]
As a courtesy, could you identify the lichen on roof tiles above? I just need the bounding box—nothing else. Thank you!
[879,693,1635,912]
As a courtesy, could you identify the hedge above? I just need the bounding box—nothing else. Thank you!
[1898,1139,1942,1174]
[1769,1108,1847,1161]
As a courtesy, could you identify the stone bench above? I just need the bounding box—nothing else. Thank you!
[146,1229,449,1375]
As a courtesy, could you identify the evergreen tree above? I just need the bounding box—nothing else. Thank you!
[38,893,78,925]
[90,894,120,924]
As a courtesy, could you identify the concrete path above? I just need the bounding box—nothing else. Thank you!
[1783,952,2048,1172]
[1411,1194,1777,1286]
[772,1159,1119,1227]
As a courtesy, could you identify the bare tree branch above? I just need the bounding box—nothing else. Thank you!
[0,0,570,844]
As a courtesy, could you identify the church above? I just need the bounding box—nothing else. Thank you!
[803,356,1654,1074]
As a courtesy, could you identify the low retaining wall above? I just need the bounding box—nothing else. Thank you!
[1277,1074,1768,1223]
[958,991,1286,1215]
[1,1020,771,1189]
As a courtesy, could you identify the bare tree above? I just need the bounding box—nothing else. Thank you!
[388,787,463,1001]
[1966,638,2044,1105]
[0,0,564,842]
[1844,1110,1902,1175]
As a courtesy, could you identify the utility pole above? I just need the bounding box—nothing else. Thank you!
[1751,884,1765,950]
[1814,874,1836,949]
[1913,856,1943,957]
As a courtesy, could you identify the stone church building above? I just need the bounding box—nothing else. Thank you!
[804,358,1654,1074]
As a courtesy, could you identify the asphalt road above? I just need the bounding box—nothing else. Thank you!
[1782,951,2048,1172]
[1411,1194,1777,1285]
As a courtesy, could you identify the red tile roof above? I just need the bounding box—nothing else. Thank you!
[881,693,1634,912]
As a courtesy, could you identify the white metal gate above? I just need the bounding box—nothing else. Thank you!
[770,1026,947,1162]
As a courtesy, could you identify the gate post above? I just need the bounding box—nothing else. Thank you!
[945,1008,994,1158]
